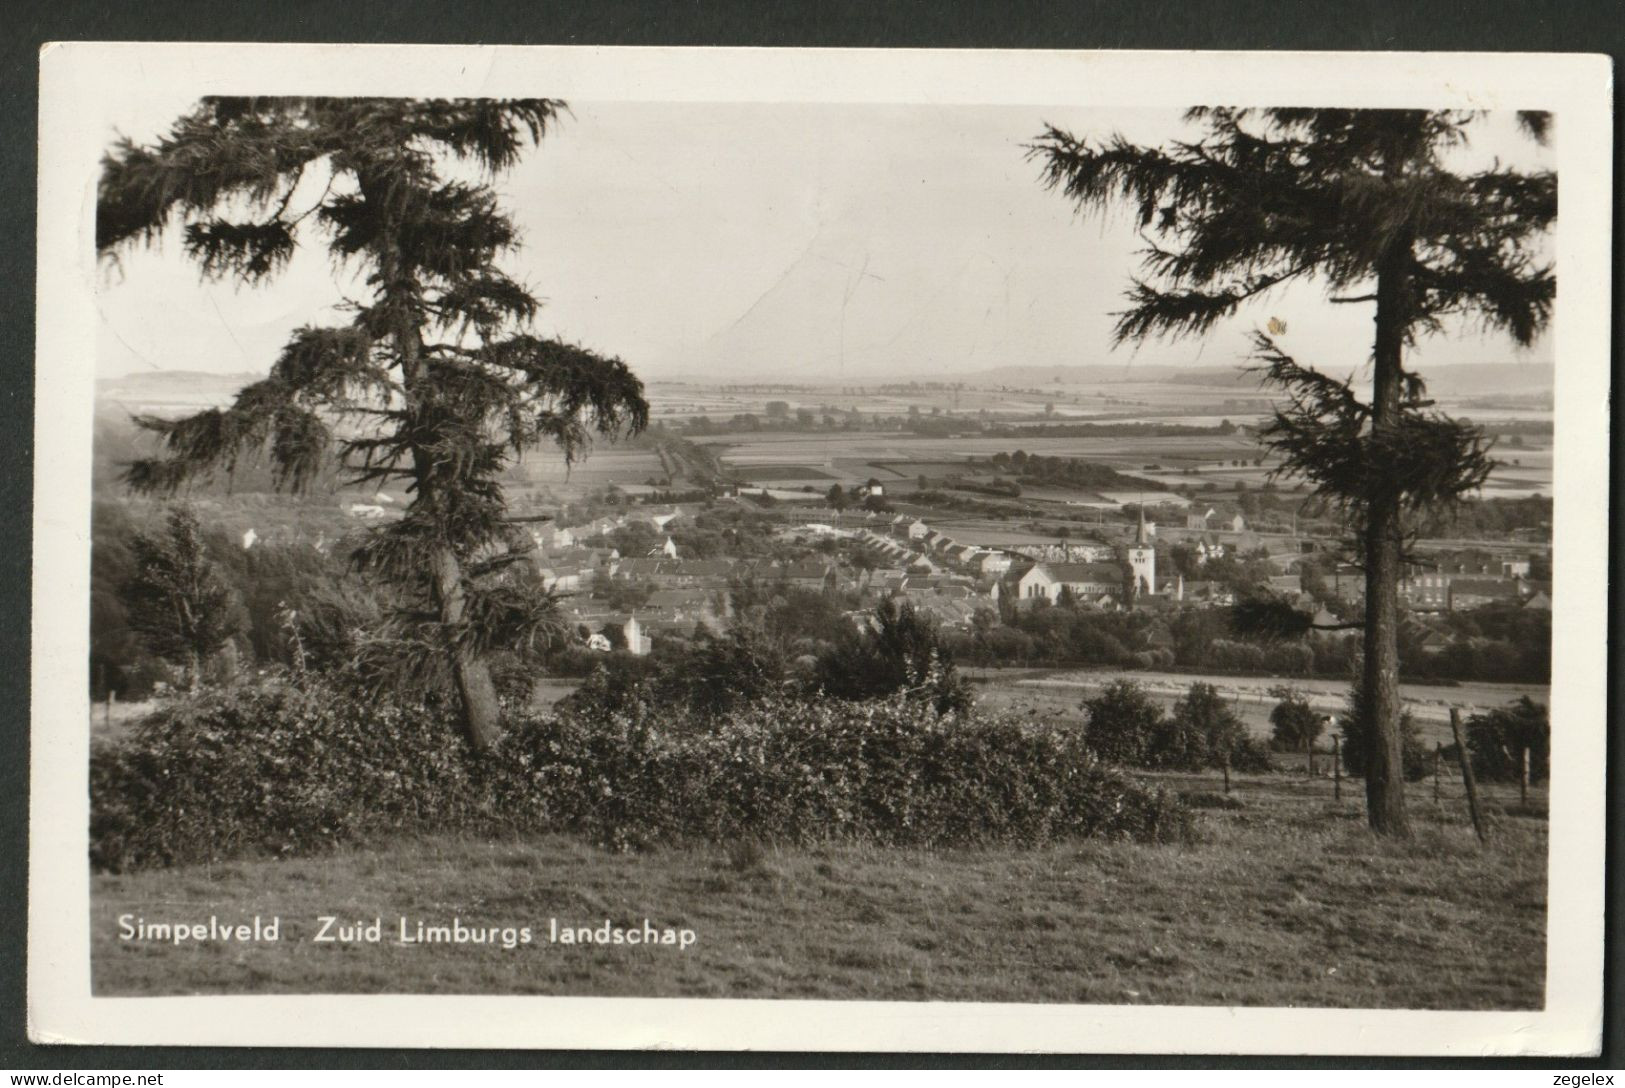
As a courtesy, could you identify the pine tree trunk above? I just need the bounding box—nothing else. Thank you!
[432,546,504,753]
[1363,244,1413,839]
[365,182,506,754]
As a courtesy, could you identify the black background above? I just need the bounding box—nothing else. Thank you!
[3,0,1620,1072]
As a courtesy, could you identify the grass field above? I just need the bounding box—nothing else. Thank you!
[91,770,1545,1008]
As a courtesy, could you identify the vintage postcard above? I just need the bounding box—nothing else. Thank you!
[30,43,1611,1053]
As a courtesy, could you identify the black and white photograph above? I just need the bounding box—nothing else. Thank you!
[29,44,1611,1054]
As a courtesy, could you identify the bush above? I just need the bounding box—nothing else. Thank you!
[816,599,972,715]
[1080,679,1163,765]
[90,678,488,873]
[1268,687,1324,752]
[1147,682,1248,772]
[1465,697,1549,783]
[91,676,1192,871]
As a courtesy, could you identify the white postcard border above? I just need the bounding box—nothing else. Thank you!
[30,42,1613,1054]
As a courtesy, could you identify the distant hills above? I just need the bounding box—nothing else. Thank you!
[97,370,265,411]
[923,361,1554,395]
[98,359,1554,407]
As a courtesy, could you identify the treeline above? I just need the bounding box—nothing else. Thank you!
[664,412,1248,442]
[984,451,1170,492]
[1412,495,1553,539]
[936,598,1550,685]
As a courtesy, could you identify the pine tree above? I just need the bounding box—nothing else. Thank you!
[98,97,650,749]
[121,507,245,692]
[1030,109,1553,835]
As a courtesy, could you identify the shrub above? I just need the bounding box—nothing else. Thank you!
[1147,682,1249,772]
[1268,686,1324,752]
[90,678,488,873]
[91,676,1191,871]
[816,599,972,715]
[1465,697,1549,783]
[1079,679,1163,765]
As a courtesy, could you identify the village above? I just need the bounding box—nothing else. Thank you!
[494,476,1552,670]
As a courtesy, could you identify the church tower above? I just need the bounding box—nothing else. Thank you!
[1127,506,1156,598]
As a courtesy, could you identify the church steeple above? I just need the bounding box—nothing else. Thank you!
[1128,502,1155,599]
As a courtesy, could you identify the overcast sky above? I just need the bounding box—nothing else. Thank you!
[94,99,1554,384]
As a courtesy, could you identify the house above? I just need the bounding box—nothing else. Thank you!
[1182,580,1235,607]
[976,551,1013,576]
[1309,607,1342,637]
[1266,574,1303,596]
[866,569,909,597]
[533,564,589,593]
[1448,578,1521,611]
[1016,562,1125,603]
[912,596,980,628]
[611,557,666,581]
[549,525,579,549]
[1416,629,1453,655]
[1523,590,1552,610]
[1401,572,1450,611]
[783,558,839,593]
[905,519,930,541]
[643,589,725,627]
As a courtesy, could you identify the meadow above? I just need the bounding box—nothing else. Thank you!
[91,768,1546,1007]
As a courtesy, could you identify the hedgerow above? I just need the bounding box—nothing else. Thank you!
[90,676,1191,872]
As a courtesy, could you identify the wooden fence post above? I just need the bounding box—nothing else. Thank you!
[1433,743,1442,803]
[1449,708,1486,843]
[1521,747,1530,806]
[1332,734,1341,801]
[1222,753,1231,795]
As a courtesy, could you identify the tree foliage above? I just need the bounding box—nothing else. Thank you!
[1030,108,1554,836]
[119,506,246,690]
[98,97,650,747]
[816,599,972,715]
[1080,679,1163,766]
[1464,697,1549,784]
[1268,686,1324,751]
[1029,109,1553,347]
[1150,682,1249,771]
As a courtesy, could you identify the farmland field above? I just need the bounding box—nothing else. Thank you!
[91,770,1546,1007]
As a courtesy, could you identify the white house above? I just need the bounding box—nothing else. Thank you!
[1017,562,1125,602]
[976,551,1013,576]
